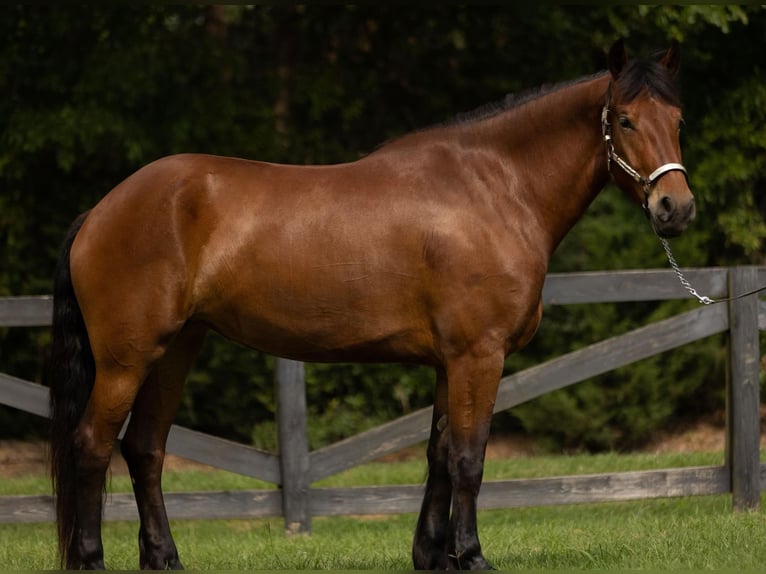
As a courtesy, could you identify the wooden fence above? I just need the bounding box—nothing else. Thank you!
[1,267,764,529]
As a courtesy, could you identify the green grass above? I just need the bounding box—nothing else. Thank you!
[2,450,765,570]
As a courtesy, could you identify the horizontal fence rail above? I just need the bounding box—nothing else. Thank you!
[7,463,761,524]
[0,267,764,525]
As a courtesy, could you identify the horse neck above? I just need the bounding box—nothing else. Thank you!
[471,73,612,255]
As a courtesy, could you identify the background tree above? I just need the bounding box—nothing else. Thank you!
[1,6,763,450]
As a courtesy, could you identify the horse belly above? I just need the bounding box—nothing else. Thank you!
[199,273,435,363]
[192,215,436,364]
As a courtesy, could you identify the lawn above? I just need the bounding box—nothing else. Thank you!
[1,450,765,570]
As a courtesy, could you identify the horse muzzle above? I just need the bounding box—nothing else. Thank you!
[647,192,696,238]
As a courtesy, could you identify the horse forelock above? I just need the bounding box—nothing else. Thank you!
[614,55,681,107]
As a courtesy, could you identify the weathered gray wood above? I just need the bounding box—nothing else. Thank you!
[0,372,49,417]
[310,304,728,482]
[494,302,729,413]
[275,358,311,534]
[0,296,52,327]
[0,373,281,483]
[726,267,761,511]
[0,463,741,523]
[542,268,728,305]
[477,465,730,508]
[759,300,766,331]
[0,268,732,328]
[312,464,730,515]
[164,489,282,520]
[0,495,56,523]
[309,407,432,483]
[310,484,425,515]
[164,425,281,484]
[0,268,746,327]
[0,490,283,523]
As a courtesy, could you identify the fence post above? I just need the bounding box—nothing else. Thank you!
[725,266,761,511]
[275,358,312,533]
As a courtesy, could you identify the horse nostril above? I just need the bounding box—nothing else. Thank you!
[660,195,674,212]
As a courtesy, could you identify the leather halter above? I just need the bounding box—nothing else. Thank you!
[601,83,687,212]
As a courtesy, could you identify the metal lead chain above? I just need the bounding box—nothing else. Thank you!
[659,237,715,305]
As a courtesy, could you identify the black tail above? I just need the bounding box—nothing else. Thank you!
[45,211,94,568]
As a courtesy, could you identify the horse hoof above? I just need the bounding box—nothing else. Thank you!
[448,553,494,570]
[140,556,184,570]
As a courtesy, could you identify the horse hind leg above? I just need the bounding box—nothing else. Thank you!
[120,323,207,570]
[68,367,147,569]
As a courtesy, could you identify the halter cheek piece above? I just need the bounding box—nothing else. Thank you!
[601,84,688,213]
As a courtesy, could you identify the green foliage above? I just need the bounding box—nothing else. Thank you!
[1,6,764,451]
[252,362,434,451]
[176,333,274,443]
[692,71,766,259]
[499,190,728,451]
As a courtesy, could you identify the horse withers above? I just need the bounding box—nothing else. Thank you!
[47,39,694,570]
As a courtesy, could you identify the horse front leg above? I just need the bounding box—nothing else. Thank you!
[445,351,503,570]
[413,367,452,569]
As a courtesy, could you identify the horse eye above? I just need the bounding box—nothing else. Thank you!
[618,116,633,130]
[679,118,686,131]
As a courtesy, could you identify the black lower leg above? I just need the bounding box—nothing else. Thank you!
[71,445,111,569]
[413,413,452,569]
[122,444,183,570]
[448,452,492,571]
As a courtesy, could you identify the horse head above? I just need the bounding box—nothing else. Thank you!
[604,39,696,238]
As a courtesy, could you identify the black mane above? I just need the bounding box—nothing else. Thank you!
[449,72,608,126]
[451,50,680,128]
[378,51,680,152]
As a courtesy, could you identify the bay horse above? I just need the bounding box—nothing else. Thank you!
[48,39,694,570]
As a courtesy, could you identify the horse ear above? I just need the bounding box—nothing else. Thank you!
[660,40,681,76]
[608,38,628,79]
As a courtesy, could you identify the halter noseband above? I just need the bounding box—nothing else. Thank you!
[601,83,688,212]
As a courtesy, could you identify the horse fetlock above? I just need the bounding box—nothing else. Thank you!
[75,535,106,570]
[412,534,448,570]
[139,529,183,570]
